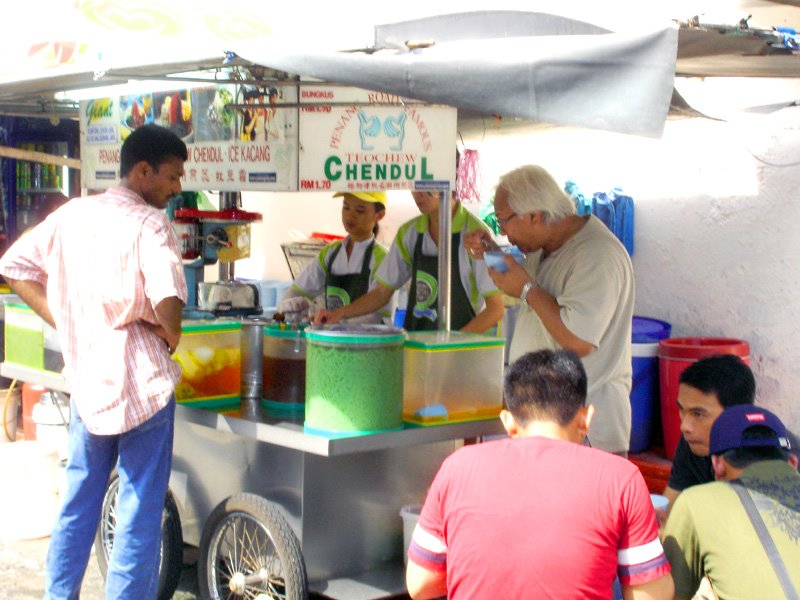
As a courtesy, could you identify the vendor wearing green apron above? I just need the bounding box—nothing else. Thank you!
[315,190,504,333]
[279,191,394,324]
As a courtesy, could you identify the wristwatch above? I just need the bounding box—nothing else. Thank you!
[519,280,536,305]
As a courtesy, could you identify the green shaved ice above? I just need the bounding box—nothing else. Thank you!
[305,343,403,432]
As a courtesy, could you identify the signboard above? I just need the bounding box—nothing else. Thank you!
[298,86,456,193]
[80,85,298,191]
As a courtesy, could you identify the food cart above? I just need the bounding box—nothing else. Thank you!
[0,8,679,600]
[2,74,509,599]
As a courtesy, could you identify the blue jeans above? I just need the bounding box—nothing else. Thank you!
[45,397,175,600]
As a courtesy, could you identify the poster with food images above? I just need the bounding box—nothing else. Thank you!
[119,94,154,140]
[80,85,299,191]
[153,90,194,143]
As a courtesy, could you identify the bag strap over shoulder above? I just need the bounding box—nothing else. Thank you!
[729,480,799,600]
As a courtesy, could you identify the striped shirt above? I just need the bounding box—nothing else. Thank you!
[0,186,187,434]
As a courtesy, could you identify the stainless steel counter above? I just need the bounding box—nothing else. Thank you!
[180,398,503,456]
[0,362,69,392]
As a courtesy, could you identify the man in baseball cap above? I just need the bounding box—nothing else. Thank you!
[663,405,800,599]
[708,404,792,456]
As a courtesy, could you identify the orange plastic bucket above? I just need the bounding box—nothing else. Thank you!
[657,338,749,459]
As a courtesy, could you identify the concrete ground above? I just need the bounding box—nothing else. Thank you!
[0,535,200,600]
[1,418,411,600]
[0,534,412,599]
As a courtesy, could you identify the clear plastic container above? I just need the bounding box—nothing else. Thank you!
[262,323,307,415]
[173,319,241,409]
[4,302,62,374]
[403,331,505,424]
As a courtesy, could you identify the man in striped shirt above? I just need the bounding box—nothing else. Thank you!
[406,350,674,600]
[0,124,188,599]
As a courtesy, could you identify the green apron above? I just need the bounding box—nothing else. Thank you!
[324,240,375,310]
[404,231,474,331]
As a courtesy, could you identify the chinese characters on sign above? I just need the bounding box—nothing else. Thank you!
[80,84,456,192]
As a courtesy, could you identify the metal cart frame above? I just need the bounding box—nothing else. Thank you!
[1,362,503,599]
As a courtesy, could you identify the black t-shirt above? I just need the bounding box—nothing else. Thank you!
[667,435,714,491]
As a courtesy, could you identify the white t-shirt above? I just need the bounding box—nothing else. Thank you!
[375,203,500,319]
[509,216,634,453]
[284,236,394,323]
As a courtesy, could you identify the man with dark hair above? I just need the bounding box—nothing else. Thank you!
[406,350,674,600]
[0,124,187,599]
[663,354,756,511]
[663,405,800,599]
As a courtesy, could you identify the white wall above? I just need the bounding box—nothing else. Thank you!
[235,109,799,434]
[458,113,800,433]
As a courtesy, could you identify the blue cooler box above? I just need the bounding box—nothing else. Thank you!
[630,316,671,453]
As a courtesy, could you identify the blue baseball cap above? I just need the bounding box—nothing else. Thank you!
[709,405,792,455]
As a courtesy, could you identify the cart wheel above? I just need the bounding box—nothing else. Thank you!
[198,492,308,600]
[95,474,184,600]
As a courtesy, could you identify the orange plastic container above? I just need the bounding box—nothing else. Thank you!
[657,337,749,459]
[21,383,47,440]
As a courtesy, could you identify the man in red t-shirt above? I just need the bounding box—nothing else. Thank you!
[406,350,674,600]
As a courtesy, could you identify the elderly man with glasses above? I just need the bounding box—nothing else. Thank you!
[467,164,634,455]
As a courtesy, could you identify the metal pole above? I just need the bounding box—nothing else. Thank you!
[437,186,452,332]
[218,192,239,281]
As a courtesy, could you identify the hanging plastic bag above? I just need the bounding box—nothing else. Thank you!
[610,188,634,256]
[565,179,592,216]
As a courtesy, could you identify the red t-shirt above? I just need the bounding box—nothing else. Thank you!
[408,436,670,599]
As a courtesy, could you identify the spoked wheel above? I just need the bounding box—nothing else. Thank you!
[199,493,308,600]
[95,474,184,600]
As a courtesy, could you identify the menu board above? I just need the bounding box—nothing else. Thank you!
[298,86,457,193]
[80,84,298,191]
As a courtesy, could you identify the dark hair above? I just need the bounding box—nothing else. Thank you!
[120,124,188,177]
[372,201,386,236]
[718,426,789,468]
[503,350,587,426]
[679,354,755,409]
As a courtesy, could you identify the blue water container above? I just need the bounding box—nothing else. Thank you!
[630,316,672,453]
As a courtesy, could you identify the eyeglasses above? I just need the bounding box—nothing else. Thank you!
[496,213,518,228]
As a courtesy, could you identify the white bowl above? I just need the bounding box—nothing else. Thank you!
[650,494,669,512]
[484,249,525,273]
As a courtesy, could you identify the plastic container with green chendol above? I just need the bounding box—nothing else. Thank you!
[304,324,405,436]
[262,322,307,416]
[403,331,505,425]
[4,302,63,374]
[173,319,241,410]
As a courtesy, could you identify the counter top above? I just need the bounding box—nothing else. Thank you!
[1,362,70,392]
[179,399,504,457]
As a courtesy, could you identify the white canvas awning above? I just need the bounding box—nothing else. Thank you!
[232,12,678,137]
[1,2,800,132]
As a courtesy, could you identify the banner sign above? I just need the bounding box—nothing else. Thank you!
[80,84,298,191]
[298,85,456,192]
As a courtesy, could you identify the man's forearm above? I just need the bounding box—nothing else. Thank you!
[5,277,55,327]
[524,285,594,356]
[153,296,184,351]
